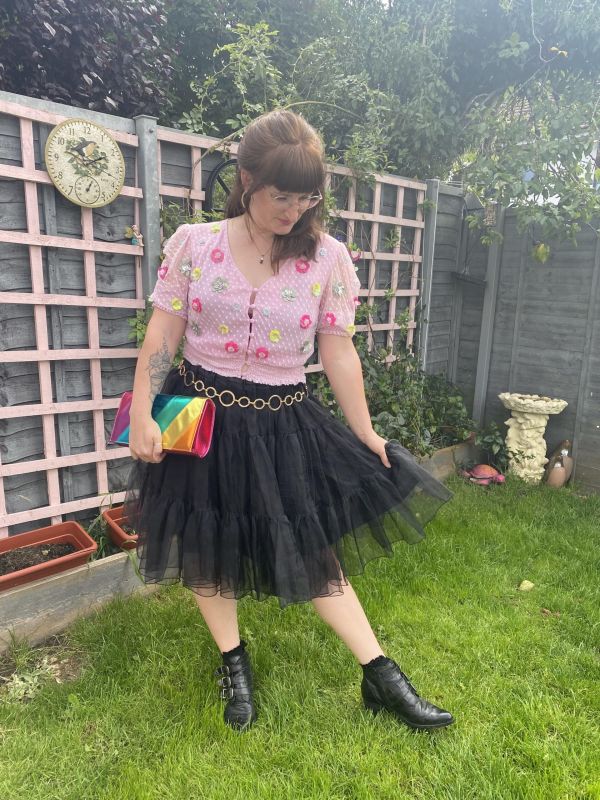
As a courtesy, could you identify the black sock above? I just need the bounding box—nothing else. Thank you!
[361,654,389,669]
[221,639,246,658]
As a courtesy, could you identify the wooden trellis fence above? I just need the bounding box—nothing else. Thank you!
[0,89,432,536]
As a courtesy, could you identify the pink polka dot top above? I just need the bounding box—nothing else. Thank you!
[149,219,362,386]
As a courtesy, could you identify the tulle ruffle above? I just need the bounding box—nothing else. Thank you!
[122,360,453,609]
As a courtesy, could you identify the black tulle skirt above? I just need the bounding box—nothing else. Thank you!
[122,359,454,609]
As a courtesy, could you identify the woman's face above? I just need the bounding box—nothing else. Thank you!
[240,168,311,236]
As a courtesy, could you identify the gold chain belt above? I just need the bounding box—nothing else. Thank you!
[178,361,308,411]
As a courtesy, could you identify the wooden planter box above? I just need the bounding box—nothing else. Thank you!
[102,506,137,551]
[0,550,159,656]
[416,436,482,481]
[0,521,97,593]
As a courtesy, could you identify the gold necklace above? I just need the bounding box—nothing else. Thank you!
[243,215,274,264]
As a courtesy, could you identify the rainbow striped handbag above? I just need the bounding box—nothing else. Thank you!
[109,391,215,457]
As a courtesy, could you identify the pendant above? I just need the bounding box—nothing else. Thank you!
[259,256,264,263]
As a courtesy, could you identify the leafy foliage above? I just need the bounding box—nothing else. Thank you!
[168,0,600,252]
[5,0,598,249]
[0,0,177,116]
[474,420,512,473]
[307,304,477,457]
[454,72,600,248]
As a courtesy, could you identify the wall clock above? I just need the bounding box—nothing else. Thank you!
[44,117,126,208]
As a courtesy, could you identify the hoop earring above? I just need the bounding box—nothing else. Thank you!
[241,190,249,210]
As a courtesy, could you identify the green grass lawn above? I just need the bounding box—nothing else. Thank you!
[1,474,599,800]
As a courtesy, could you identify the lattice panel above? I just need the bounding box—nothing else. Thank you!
[0,98,144,535]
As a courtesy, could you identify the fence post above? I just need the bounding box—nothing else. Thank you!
[571,223,600,484]
[471,206,506,426]
[133,114,161,297]
[416,178,440,372]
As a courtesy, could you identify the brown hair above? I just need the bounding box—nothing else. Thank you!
[224,109,327,272]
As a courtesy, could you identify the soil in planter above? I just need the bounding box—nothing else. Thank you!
[0,542,77,577]
[121,524,137,535]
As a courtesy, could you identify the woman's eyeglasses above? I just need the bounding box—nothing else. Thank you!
[267,189,322,212]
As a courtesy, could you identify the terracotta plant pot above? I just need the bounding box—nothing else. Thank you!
[102,505,138,551]
[0,522,98,593]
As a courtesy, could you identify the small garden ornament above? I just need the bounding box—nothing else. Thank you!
[543,439,573,488]
[125,224,143,247]
[545,457,568,489]
[459,463,506,487]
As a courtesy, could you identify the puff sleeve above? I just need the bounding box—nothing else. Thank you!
[149,223,192,320]
[316,239,362,336]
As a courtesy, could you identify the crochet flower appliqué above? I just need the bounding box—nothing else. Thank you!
[332,281,346,297]
[255,347,269,359]
[210,222,221,233]
[300,314,312,329]
[179,259,192,276]
[171,298,183,312]
[218,323,229,334]
[192,267,202,281]
[353,296,361,307]
[269,329,281,343]
[318,247,327,257]
[324,311,337,326]
[346,324,356,335]
[210,248,224,263]
[311,282,321,297]
[211,276,229,293]
[158,264,168,280]
[300,340,312,354]
[191,322,200,336]
[281,288,297,302]
[295,259,310,273]
[191,297,202,313]
[225,341,239,353]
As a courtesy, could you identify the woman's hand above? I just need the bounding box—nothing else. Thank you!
[129,416,165,463]
[356,429,391,468]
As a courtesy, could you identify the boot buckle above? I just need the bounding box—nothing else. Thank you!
[220,686,234,700]
[217,675,232,688]
[215,664,230,676]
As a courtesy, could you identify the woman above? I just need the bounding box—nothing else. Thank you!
[123,109,455,733]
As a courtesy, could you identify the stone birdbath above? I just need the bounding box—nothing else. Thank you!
[498,392,568,483]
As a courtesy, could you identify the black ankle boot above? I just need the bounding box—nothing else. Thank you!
[214,639,258,731]
[361,657,454,730]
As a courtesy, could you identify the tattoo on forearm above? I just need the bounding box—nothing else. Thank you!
[146,336,172,402]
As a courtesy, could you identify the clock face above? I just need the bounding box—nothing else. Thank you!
[44,118,126,208]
